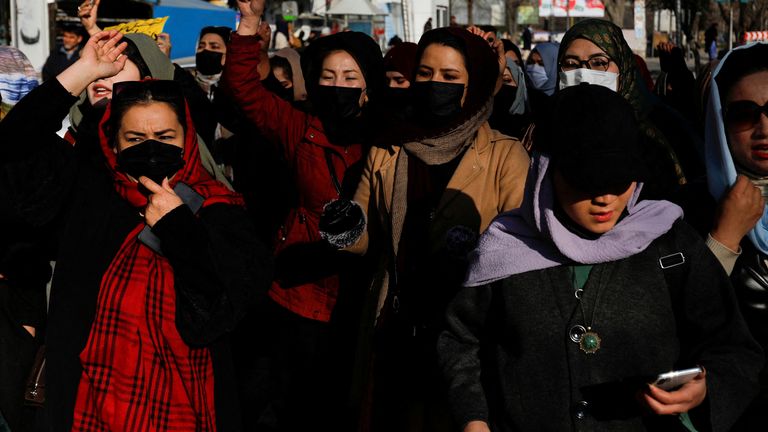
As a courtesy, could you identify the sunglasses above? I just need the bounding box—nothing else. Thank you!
[112,80,184,104]
[724,100,768,132]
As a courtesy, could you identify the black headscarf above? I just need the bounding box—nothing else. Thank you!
[502,38,523,65]
[300,31,385,112]
[383,42,418,83]
[199,26,232,45]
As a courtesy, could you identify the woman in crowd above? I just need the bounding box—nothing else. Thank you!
[223,0,384,429]
[703,41,768,429]
[232,38,308,243]
[489,56,530,140]
[381,41,418,123]
[320,26,530,431]
[383,41,418,89]
[524,41,558,113]
[265,47,308,103]
[0,31,271,431]
[439,84,762,432]
[78,0,228,185]
[556,19,703,197]
[466,28,531,140]
[501,39,523,68]
[66,32,173,139]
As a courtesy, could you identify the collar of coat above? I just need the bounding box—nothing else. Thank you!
[375,121,502,216]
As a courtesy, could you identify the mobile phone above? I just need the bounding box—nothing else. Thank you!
[651,367,703,391]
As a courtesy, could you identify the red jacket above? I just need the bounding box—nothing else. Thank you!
[224,33,364,322]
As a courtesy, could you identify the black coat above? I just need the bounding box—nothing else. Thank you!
[438,221,763,431]
[0,79,273,432]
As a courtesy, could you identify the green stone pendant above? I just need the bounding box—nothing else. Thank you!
[579,330,601,354]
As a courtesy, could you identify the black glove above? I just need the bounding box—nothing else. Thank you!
[319,199,366,248]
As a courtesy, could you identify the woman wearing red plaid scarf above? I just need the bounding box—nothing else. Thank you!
[0,31,272,432]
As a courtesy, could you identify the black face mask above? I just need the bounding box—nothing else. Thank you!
[196,50,224,75]
[313,86,364,121]
[412,81,465,124]
[116,139,185,187]
[493,84,518,115]
[263,72,294,101]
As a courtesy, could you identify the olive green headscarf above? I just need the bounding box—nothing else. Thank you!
[558,19,685,187]
[558,19,651,117]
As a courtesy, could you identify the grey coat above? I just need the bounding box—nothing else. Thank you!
[438,221,763,431]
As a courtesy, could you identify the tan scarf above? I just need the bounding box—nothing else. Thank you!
[390,97,493,258]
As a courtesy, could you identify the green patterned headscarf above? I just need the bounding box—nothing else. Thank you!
[558,19,650,116]
[558,19,685,187]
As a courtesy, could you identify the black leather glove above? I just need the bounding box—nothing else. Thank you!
[319,199,366,248]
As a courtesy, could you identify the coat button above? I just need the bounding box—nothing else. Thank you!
[309,133,315,139]
[574,400,589,420]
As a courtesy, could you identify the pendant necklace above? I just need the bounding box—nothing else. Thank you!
[569,266,603,354]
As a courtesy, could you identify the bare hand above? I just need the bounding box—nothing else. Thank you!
[463,421,491,432]
[656,41,676,55]
[78,0,102,35]
[140,177,184,227]
[711,175,765,251]
[156,33,172,57]
[236,0,264,35]
[638,370,707,415]
[237,0,265,18]
[58,31,127,95]
[257,21,271,50]
[83,31,128,78]
[467,26,497,44]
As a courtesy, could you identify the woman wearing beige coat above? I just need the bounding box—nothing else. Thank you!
[320,27,529,431]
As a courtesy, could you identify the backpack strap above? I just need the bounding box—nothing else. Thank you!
[655,227,702,432]
[655,225,690,308]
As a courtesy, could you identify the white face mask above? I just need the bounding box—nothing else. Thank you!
[559,68,619,92]
[526,64,549,89]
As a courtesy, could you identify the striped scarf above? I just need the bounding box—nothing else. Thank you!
[72,98,243,431]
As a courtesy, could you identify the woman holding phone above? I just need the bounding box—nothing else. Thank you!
[438,84,762,432]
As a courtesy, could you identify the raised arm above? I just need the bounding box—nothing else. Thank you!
[223,0,307,160]
[78,0,102,36]
[0,31,127,226]
[708,175,764,274]
[57,30,127,96]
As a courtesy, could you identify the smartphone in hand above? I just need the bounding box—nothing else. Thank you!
[651,367,703,391]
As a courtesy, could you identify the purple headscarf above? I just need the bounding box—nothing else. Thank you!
[464,153,684,287]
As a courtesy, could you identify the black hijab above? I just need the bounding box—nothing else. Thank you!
[300,31,385,113]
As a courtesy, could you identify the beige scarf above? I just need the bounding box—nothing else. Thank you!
[390,97,493,258]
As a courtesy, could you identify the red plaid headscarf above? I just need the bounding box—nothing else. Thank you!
[71,89,243,431]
